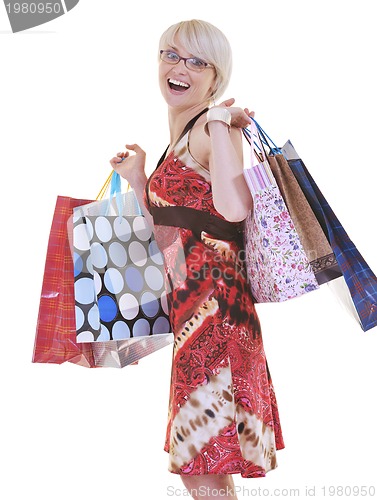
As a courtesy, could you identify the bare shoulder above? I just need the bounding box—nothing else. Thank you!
[189,114,243,169]
[188,113,211,169]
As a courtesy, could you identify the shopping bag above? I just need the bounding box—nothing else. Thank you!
[242,123,319,302]
[33,174,173,369]
[254,123,343,286]
[32,195,96,367]
[71,174,173,365]
[281,140,377,332]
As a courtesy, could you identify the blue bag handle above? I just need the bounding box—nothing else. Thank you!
[252,118,283,156]
[242,122,267,165]
[109,170,123,216]
[107,171,142,217]
[243,118,286,159]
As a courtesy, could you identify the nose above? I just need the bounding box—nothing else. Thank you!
[175,58,187,73]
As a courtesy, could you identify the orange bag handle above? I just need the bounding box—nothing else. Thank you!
[96,171,131,201]
[96,171,113,201]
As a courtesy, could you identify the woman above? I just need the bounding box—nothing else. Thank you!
[111,19,285,499]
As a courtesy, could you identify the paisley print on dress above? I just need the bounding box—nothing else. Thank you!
[144,134,285,478]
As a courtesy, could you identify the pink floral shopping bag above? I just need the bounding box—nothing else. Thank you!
[242,123,319,302]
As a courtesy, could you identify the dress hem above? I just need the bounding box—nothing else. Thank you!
[163,444,285,478]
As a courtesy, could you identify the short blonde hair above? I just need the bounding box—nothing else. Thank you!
[159,19,232,102]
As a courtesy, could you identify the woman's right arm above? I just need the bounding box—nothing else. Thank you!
[110,143,154,229]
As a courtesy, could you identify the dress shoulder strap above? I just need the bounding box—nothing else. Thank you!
[156,107,208,169]
[145,107,209,209]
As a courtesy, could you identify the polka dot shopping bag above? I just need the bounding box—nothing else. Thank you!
[71,173,173,366]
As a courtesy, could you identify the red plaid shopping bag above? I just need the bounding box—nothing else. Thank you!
[32,195,96,367]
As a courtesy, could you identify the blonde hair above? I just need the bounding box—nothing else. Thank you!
[158,19,232,102]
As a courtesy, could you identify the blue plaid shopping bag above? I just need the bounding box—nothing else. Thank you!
[286,151,377,332]
[255,123,377,332]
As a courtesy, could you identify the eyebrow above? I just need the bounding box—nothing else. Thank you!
[167,45,197,58]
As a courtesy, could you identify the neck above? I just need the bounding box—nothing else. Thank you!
[168,102,210,148]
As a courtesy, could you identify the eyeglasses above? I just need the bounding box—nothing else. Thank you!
[160,50,214,72]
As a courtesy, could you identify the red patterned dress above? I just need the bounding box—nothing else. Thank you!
[144,116,285,478]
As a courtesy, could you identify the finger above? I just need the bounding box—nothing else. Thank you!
[126,144,145,155]
[113,156,125,165]
[244,112,252,123]
[244,108,254,119]
[218,98,235,108]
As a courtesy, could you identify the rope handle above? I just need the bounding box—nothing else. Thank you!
[96,170,130,201]
[96,171,113,200]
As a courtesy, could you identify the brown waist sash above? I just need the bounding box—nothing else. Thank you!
[150,205,244,242]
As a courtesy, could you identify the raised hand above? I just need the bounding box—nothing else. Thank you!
[109,143,146,187]
[218,98,255,128]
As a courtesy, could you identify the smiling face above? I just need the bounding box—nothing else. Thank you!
[158,38,216,112]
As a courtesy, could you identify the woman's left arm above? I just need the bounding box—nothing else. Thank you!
[207,117,253,222]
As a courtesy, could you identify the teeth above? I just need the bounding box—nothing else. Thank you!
[168,78,190,88]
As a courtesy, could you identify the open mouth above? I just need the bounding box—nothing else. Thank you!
[168,78,190,93]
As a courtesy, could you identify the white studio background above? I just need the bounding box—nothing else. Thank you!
[1,1,377,499]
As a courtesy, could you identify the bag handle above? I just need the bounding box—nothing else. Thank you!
[251,118,285,157]
[96,171,113,200]
[95,170,141,217]
[242,120,268,166]
[96,171,132,200]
